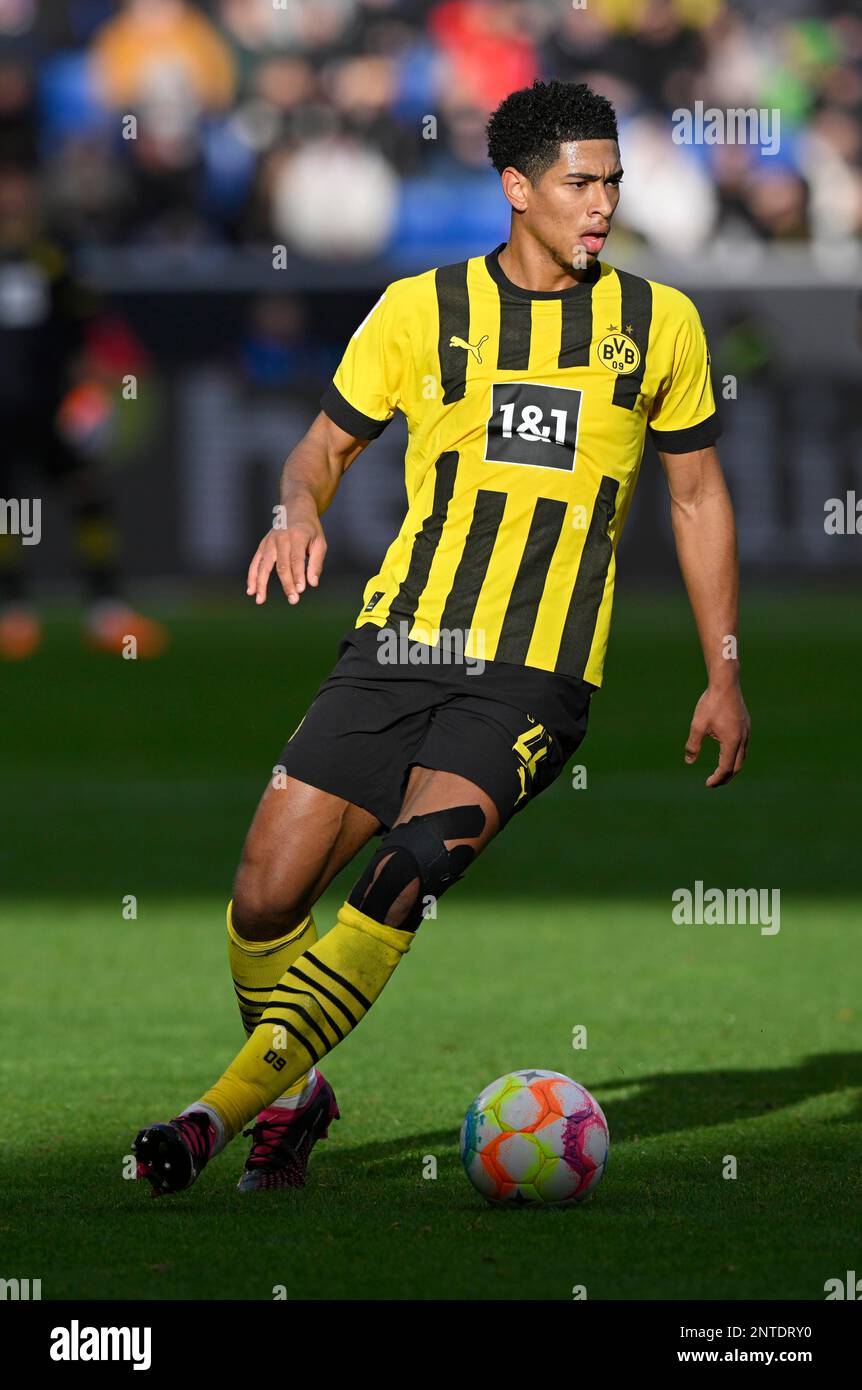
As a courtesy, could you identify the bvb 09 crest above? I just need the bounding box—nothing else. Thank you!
[597,331,640,374]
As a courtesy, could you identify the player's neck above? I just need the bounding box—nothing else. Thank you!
[497,234,595,294]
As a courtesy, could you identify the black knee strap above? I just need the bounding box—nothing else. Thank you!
[348,804,485,929]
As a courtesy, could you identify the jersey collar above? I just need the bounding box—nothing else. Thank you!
[484,242,602,300]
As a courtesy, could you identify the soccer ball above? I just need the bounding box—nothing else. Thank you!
[460,1069,609,1205]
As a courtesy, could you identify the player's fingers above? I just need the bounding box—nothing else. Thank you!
[306,533,327,587]
[255,545,278,605]
[705,738,740,788]
[288,531,308,598]
[276,539,303,606]
[732,737,748,776]
[684,723,705,764]
[246,545,264,596]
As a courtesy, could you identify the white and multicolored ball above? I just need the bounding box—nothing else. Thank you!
[460,1069,609,1205]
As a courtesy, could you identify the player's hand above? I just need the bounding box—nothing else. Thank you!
[246,519,327,606]
[684,683,750,788]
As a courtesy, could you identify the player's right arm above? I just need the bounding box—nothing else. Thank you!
[247,285,407,606]
[246,411,369,605]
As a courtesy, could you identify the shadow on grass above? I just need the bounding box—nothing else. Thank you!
[594,1051,862,1142]
[2,595,859,900]
[301,1050,862,1178]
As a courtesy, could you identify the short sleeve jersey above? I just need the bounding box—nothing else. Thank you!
[321,244,719,687]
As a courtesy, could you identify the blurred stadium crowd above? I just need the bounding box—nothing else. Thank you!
[0,0,860,260]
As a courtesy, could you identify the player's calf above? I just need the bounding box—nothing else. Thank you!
[163,798,494,1158]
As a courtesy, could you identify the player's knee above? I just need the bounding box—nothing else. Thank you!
[231,860,310,941]
[348,804,485,932]
[350,849,424,930]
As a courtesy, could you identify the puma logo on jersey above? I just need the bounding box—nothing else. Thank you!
[449,334,488,364]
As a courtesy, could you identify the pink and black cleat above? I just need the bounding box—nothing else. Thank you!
[133,1110,219,1197]
[238,1072,340,1192]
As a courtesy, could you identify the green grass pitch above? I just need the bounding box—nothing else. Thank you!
[1,588,859,1300]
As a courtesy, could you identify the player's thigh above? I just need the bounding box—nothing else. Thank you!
[397,766,501,856]
[233,776,382,938]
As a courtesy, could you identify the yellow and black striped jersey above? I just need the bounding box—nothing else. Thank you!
[321,243,720,687]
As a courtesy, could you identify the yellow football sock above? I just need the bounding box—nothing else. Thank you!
[200,900,414,1141]
[227,900,317,1102]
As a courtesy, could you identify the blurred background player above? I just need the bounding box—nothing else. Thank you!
[0,159,166,659]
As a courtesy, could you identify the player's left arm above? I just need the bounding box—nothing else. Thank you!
[658,443,750,787]
[648,292,749,787]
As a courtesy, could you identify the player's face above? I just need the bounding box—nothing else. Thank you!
[527,139,622,268]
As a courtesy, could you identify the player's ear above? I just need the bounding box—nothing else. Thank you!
[501,166,529,213]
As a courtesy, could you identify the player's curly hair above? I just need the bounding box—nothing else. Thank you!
[486,79,618,184]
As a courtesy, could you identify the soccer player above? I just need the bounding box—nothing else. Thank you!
[134,80,750,1196]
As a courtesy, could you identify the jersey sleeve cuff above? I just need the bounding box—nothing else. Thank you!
[648,411,722,453]
[320,382,391,440]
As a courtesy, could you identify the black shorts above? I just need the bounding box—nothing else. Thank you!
[278,623,595,833]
